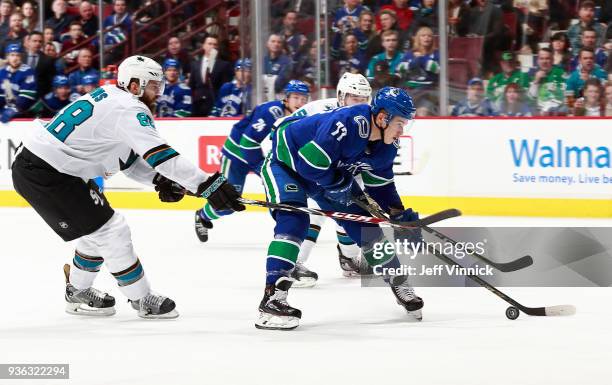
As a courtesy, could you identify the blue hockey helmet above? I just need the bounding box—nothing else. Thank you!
[162,58,179,71]
[370,87,416,125]
[5,43,22,54]
[52,75,69,88]
[80,74,99,86]
[284,80,310,98]
[234,58,252,70]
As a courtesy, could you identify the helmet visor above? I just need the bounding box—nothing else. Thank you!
[145,79,165,96]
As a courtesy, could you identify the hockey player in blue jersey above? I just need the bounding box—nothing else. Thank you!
[255,87,423,330]
[0,44,37,123]
[156,58,192,118]
[194,80,310,242]
[30,75,72,118]
[211,58,252,117]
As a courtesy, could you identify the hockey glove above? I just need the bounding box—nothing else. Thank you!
[324,174,357,207]
[197,172,245,212]
[153,173,186,202]
[390,206,423,244]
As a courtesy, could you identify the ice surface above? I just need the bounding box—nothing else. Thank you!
[0,207,610,385]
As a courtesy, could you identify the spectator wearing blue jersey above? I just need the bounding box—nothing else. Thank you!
[30,75,71,118]
[277,11,308,65]
[67,48,99,93]
[69,74,98,101]
[156,59,192,118]
[103,0,132,34]
[194,80,310,243]
[211,58,252,117]
[0,13,27,59]
[451,78,498,117]
[0,44,37,123]
[569,27,608,71]
[333,0,369,34]
[264,33,293,95]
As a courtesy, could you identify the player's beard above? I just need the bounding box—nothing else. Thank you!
[139,94,157,113]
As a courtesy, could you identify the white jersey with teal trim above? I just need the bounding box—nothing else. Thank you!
[291,97,339,118]
[23,85,208,192]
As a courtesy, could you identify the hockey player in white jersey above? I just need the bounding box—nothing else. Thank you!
[289,73,372,287]
[11,55,244,319]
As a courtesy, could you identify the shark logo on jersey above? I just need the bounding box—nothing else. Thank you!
[353,115,370,138]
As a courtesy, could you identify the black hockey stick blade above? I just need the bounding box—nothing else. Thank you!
[488,255,534,273]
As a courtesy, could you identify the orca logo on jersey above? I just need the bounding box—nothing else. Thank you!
[354,115,370,138]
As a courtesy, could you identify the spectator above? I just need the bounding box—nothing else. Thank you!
[459,0,506,74]
[277,11,308,65]
[23,31,56,97]
[527,48,566,115]
[45,0,76,41]
[449,0,469,36]
[189,34,233,116]
[29,74,71,118]
[378,0,413,31]
[0,44,37,123]
[486,51,531,105]
[0,13,27,59]
[550,32,572,73]
[78,1,99,38]
[398,26,439,90]
[212,58,252,117]
[367,9,408,58]
[61,22,90,67]
[103,0,132,34]
[574,78,603,116]
[333,0,369,34]
[498,83,532,116]
[567,0,606,52]
[263,33,292,95]
[569,27,608,71]
[332,33,367,82]
[409,0,439,37]
[367,30,402,80]
[566,47,607,97]
[164,36,190,77]
[0,0,14,38]
[67,48,99,93]
[519,0,549,53]
[21,1,37,33]
[70,73,97,99]
[369,60,400,94]
[354,10,376,55]
[43,27,56,45]
[604,82,612,116]
[156,58,192,118]
[451,77,498,116]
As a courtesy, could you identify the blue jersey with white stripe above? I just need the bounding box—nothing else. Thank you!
[221,99,285,172]
[273,103,402,210]
[211,80,251,117]
[0,64,37,112]
[156,82,192,118]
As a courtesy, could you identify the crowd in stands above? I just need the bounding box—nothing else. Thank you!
[3,0,612,122]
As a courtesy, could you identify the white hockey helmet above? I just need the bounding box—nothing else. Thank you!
[117,55,164,97]
[336,73,372,107]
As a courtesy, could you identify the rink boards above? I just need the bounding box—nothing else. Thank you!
[1,117,611,217]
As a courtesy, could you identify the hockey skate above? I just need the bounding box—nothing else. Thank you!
[291,263,318,288]
[255,277,301,330]
[130,293,179,319]
[64,264,116,316]
[194,210,213,242]
[390,276,424,321]
[338,245,372,277]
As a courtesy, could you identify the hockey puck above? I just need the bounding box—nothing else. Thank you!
[505,306,520,320]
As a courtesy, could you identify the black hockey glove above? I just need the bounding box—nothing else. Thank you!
[390,205,423,245]
[197,172,245,212]
[153,173,186,202]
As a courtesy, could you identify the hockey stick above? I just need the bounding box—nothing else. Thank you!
[237,198,460,230]
[352,194,533,273]
[352,195,575,317]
